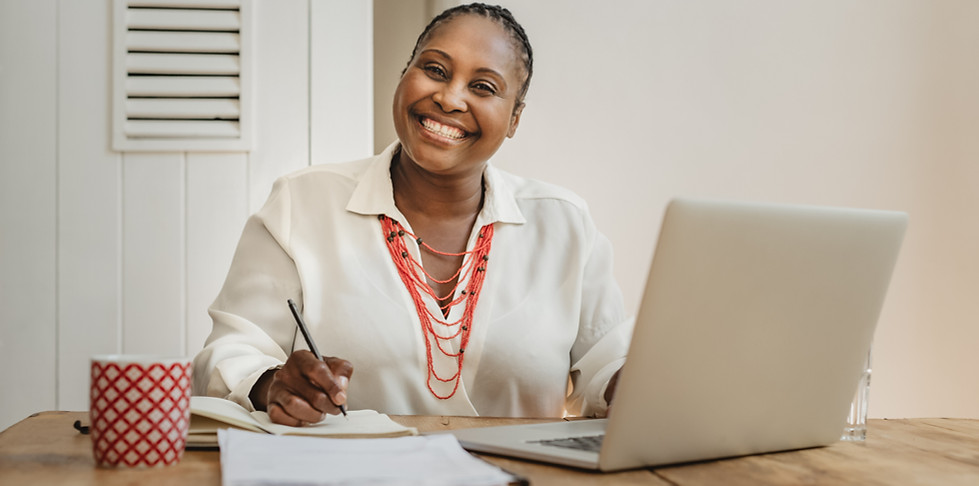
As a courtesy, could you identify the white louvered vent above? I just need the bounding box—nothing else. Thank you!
[112,0,251,151]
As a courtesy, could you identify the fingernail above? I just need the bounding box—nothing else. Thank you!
[335,391,347,405]
[338,376,349,390]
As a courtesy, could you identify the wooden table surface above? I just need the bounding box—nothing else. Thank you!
[1,411,978,485]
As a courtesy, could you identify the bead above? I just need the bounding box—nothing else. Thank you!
[380,222,494,400]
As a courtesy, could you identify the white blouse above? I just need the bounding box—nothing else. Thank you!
[193,143,632,418]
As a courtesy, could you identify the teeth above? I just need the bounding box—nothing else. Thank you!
[421,118,466,139]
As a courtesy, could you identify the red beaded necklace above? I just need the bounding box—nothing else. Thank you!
[379,214,494,399]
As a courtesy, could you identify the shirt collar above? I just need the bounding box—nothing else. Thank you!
[345,141,526,226]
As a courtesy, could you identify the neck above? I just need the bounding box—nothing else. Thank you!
[390,151,485,221]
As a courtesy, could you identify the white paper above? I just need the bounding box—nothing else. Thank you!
[218,428,519,486]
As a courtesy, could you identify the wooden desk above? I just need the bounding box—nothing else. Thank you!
[1,412,977,485]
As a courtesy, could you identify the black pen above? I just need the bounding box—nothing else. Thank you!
[287,298,348,418]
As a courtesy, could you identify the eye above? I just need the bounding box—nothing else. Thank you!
[423,64,447,80]
[471,81,497,96]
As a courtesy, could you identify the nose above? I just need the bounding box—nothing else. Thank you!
[432,81,468,113]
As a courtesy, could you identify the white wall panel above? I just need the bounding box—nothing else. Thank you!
[122,154,186,355]
[186,153,249,356]
[56,0,123,413]
[0,0,58,431]
[248,0,309,211]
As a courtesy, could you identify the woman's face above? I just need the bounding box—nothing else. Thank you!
[392,14,525,178]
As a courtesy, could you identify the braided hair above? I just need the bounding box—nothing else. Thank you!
[403,3,534,108]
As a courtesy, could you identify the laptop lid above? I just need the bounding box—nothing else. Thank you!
[598,198,907,470]
[453,198,907,471]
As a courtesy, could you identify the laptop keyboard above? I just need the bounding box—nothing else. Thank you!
[532,434,605,453]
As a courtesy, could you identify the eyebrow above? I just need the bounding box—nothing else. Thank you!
[420,48,509,88]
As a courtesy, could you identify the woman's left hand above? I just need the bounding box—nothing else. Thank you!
[604,369,622,405]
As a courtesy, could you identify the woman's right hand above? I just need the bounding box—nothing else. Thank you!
[252,350,353,426]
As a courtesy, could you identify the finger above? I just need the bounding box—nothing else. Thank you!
[267,387,328,424]
[604,368,622,405]
[299,356,352,410]
[322,357,354,407]
[266,402,304,426]
[325,356,354,381]
[269,355,335,422]
[285,375,337,414]
[285,352,348,414]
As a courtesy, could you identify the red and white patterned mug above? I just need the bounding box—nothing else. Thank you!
[89,355,192,468]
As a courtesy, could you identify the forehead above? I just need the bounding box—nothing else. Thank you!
[419,14,523,80]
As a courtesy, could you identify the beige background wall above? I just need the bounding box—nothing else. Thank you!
[375,0,979,419]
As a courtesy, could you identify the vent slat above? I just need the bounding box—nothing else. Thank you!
[128,0,240,9]
[126,76,240,97]
[127,8,240,31]
[127,52,239,75]
[127,31,239,53]
[126,98,240,119]
[125,119,241,138]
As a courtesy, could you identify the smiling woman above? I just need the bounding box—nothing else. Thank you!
[392,8,529,181]
[192,2,631,426]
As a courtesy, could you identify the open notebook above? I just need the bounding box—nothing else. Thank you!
[188,396,417,447]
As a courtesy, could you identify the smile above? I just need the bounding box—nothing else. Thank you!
[420,117,467,140]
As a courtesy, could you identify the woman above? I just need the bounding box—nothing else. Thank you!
[193,3,630,426]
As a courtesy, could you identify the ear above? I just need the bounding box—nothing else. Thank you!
[507,102,524,138]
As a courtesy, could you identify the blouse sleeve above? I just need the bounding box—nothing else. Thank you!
[192,177,302,411]
[565,210,633,417]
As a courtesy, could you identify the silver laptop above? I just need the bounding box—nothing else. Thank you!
[450,198,908,471]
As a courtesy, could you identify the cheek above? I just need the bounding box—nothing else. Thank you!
[391,91,406,136]
[392,80,414,110]
[392,78,424,131]
[477,105,517,139]
[392,78,415,114]
[395,72,436,103]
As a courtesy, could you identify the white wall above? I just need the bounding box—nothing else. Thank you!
[0,0,58,426]
[375,0,979,418]
[0,0,373,431]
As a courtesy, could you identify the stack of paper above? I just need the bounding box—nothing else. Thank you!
[188,396,417,447]
[218,428,522,486]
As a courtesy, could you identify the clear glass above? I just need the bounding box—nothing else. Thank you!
[841,348,872,441]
